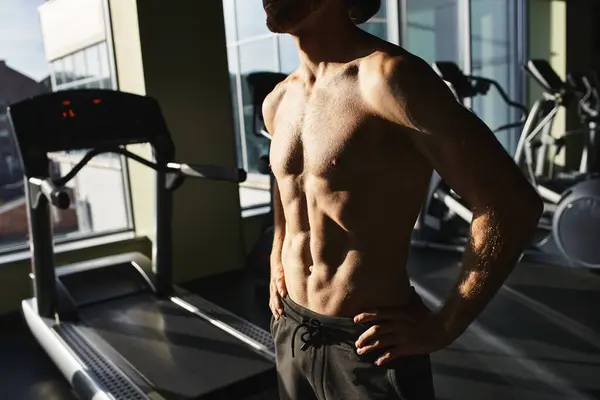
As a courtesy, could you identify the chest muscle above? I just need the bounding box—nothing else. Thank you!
[270,87,379,179]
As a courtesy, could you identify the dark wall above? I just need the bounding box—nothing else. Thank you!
[565,0,598,168]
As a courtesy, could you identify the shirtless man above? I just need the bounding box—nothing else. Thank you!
[262,0,544,399]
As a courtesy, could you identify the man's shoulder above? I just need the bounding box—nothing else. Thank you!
[359,48,438,96]
[358,46,458,129]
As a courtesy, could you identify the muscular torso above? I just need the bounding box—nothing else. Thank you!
[267,51,432,317]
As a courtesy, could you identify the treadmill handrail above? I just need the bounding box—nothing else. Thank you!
[48,147,246,198]
[167,163,246,183]
[29,177,71,210]
[525,59,567,95]
[432,61,528,121]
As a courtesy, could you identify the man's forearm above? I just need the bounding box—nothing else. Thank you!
[438,204,542,339]
[270,179,286,278]
[270,235,284,276]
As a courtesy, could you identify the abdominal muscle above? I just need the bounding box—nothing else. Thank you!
[280,221,415,318]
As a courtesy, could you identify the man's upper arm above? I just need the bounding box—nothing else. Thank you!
[262,83,284,138]
[262,95,276,137]
[261,87,286,246]
[374,56,540,212]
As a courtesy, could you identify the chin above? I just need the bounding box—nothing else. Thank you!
[264,0,319,34]
[266,17,302,34]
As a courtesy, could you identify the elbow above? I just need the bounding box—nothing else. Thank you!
[522,186,544,223]
[499,186,544,228]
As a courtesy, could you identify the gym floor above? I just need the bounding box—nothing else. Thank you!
[2,248,600,400]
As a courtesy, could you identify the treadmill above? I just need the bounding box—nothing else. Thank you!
[8,89,277,400]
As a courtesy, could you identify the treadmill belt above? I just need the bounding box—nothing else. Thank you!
[78,293,274,399]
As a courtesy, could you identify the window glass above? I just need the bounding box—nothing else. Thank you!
[223,0,237,43]
[98,41,110,79]
[227,47,244,168]
[239,37,277,104]
[359,22,387,40]
[62,54,75,85]
[404,0,462,65]
[278,34,299,74]
[0,0,130,252]
[239,38,277,175]
[471,0,521,151]
[53,58,65,85]
[376,1,387,19]
[100,77,112,89]
[85,44,101,80]
[73,50,87,81]
[235,0,270,41]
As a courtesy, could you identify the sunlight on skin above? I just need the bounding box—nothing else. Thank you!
[459,210,500,299]
[458,270,486,299]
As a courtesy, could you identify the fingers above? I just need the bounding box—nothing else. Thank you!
[355,324,395,349]
[269,281,284,319]
[356,335,394,356]
[272,263,288,297]
[375,350,399,366]
[269,262,288,319]
[269,300,283,319]
[354,308,407,324]
[275,271,287,297]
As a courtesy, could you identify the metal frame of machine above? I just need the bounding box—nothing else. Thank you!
[10,89,277,400]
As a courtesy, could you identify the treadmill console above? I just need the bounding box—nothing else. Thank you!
[8,89,174,177]
[526,60,566,94]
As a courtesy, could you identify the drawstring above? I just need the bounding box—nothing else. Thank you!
[291,318,322,358]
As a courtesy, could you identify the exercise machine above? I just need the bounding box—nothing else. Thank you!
[516,59,600,205]
[418,61,600,268]
[568,70,599,175]
[244,72,286,285]
[518,60,600,268]
[9,89,278,400]
[433,61,529,133]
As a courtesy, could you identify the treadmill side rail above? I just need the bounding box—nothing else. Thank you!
[22,299,136,400]
[174,288,276,360]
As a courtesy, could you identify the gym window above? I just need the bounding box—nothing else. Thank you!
[0,0,132,256]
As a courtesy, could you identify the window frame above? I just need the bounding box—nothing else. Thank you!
[49,43,135,243]
[0,0,134,256]
[399,0,526,154]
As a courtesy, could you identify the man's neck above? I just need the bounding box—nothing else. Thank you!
[291,9,365,75]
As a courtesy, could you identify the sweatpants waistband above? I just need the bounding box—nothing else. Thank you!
[280,287,421,340]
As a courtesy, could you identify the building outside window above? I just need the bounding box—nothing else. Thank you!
[51,41,113,91]
[0,0,131,254]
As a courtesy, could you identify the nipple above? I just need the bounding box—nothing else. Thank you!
[331,158,338,167]
[308,265,314,274]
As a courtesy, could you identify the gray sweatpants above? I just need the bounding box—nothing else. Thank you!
[271,296,436,400]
